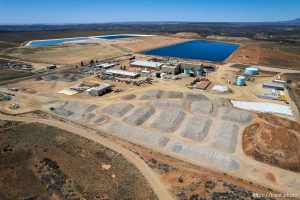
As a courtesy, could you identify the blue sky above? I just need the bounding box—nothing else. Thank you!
[0,0,299,24]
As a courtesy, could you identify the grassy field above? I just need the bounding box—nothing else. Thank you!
[0,69,35,82]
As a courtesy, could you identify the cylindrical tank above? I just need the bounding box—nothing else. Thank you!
[184,69,190,75]
[245,67,258,75]
[236,76,246,86]
[156,72,161,78]
[196,70,202,76]
[160,73,166,79]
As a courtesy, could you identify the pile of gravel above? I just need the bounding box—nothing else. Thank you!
[94,115,109,125]
[52,108,73,117]
[190,101,214,114]
[102,103,133,117]
[168,142,240,171]
[62,101,97,113]
[150,110,185,132]
[210,122,239,153]
[166,91,183,99]
[103,121,170,147]
[139,90,164,100]
[69,113,95,122]
[121,94,136,100]
[183,92,209,101]
[215,98,230,107]
[152,99,187,110]
[218,108,253,124]
[181,116,212,141]
[123,106,155,125]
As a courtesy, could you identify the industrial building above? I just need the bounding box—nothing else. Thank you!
[180,62,203,76]
[130,60,163,70]
[263,83,284,90]
[96,62,116,69]
[105,69,140,78]
[160,64,180,75]
[88,84,112,96]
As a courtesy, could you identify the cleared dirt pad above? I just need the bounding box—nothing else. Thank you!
[93,115,109,125]
[180,116,212,141]
[243,115,300,172]
[168,142,240,171]
[210,122,239,153]
[218,107,253,124]
[151,110,185,133]
[123,106,155,125]
[102,103,133,117]
[103,121,170,147]
[166,91,183,99]
[0,121,156,200]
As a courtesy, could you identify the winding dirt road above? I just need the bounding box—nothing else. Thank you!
[0,114,174,200]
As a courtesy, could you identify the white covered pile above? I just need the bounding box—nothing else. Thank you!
[231,100,293,116]
[212,85,230,93]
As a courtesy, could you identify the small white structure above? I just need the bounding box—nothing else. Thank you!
[212,85,230,93]
[131,60,163,70]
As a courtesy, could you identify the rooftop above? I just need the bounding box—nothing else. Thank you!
[131,60,163,68]
[106,69,140,77]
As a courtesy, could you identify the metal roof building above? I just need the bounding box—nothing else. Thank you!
[263,83,284,90]
[130,60,163,69]
[105,69,140,78]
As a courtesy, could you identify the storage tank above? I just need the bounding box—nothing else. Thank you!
[196,70,203,76]
[236,76,246,86]
[184,69,190,75]
[160,73,166,79]
[245,67,258,75]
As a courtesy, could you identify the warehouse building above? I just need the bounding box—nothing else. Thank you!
[88,84,112,96]
[130,60,163,70]
[161,64,180,75]
[105,69,140,78]
[263,83,284,90]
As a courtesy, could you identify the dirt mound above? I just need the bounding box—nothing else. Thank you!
[243,116,300,172]
[151,110,185,133]
[140,90,164,100]
[121,94,136,100]
[180,116,212,141]
[123,106,155,125]
[102,103,133,117]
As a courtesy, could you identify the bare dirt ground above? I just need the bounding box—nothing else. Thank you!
[243,113,300,172]
[115,36,189,52]
[282,73,300,114]
[1,43,127,65]
[227,42,300,70]
[0,120,157,200]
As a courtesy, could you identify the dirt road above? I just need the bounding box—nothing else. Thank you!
[0,114,175,200]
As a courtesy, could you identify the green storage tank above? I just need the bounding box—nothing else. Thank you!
[184,69,190,75]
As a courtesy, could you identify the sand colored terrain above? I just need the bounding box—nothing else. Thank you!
[115,35,189,52]
[1,43,127,65]
[227,42,300,70]
[243,114,300,173]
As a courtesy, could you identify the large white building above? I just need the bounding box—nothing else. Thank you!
[130,60,163,70]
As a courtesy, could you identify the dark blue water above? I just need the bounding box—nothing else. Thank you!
[144,40,239,62]
[94,35,140,40]
[29,37,88,47]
